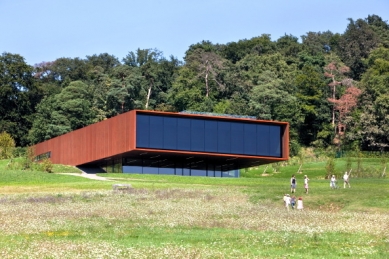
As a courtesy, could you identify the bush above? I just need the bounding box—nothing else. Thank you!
[325,156,335,179]
[0,132,15,159]
[12,147,26,157]
[40,158,53,173]
[21,146,35,170]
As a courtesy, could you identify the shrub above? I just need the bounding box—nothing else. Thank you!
[21,146,36,170]
[12,147,26,157]
[0,131,15,159]
[325,156,335,179]
[40,158,53,173]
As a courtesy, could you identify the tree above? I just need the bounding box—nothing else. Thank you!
[48,57,90,86]
[295,65,330,146]
[86,53,121,73]
[185,49,226,98]
[0,131,15,159]
[351,47,389,151]
[221,34,276,63]
[365,15,389,48]
[248,71,299,121]
[29,96,71,144]
[328,86,362,144]
[123,49,180,110]
[55,81,97,130]
[338,18,379,79]
[301,31,335,56]
[107,65,145,114]
[325,155,336,179]
[0,52,41,146]
[167,67,205,112]
[123,48,162,67]
[323,61,351,126]
[29,81,97,144]
[276,34,302,61]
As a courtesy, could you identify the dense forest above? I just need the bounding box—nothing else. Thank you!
[1,14,389,156]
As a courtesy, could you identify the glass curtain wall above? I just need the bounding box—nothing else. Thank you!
[136,114,282,157]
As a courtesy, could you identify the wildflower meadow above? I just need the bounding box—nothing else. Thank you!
[0,157,388,258]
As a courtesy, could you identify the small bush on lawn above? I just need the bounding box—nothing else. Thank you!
[40,158,53,173]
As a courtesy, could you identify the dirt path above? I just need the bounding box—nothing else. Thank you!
[58,172,111,181]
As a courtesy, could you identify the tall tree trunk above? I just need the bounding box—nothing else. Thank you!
[145,83,152,109]
[332,77,336,127]
[205,63,209,97]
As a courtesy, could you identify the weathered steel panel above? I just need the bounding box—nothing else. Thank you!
[34,110,136,166]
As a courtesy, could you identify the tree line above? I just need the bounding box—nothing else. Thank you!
[1,14,389,156]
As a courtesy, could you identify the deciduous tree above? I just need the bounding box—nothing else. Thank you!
[0,131,15,159]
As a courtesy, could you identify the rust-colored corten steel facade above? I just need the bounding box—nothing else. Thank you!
[34,110,289,176]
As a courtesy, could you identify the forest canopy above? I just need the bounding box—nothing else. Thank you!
[1,14,389,155]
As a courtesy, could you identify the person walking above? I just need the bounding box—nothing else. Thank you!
[297,197,303,210]
[290,175,297,193]
[290,195,296,209]
[330,175,337,189]
[343,172,351,188]
[304,175,310,194]
[285,194,291,211]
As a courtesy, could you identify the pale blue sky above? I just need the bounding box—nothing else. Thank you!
[1,0,388,65]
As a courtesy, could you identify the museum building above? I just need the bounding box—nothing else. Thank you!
[33,110,289,177]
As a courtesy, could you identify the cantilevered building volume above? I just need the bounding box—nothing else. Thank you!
[33,110,289,177]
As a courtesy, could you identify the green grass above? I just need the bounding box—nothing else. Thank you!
[0,157,388,258]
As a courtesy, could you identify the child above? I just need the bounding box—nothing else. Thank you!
[330,175,337,189]
[290,175,296,193]
[285,194,291,211]
[297,197,303,210]
[304,175,310,194]
[290,195,296,209]
[343,172,351,188]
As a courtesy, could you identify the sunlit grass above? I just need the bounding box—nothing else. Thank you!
[0,189,388,258]
[0,157,388,258]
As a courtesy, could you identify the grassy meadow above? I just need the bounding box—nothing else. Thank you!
[0,157,388,258]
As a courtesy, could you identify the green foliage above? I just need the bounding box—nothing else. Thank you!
[325,155,336,179]
[295,65,330,146]
[0,52,43,146]
[338,18,380,79]
[0,131,15,159]
[301,31,335,56]
[21,146,36,170]
[221,34,276,63]
[345,156,353,172]
[39,158,53,173]
[356,151,364,174]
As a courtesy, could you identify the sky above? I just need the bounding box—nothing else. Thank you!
[1,0,388,66]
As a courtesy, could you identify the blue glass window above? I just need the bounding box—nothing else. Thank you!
[191,119,205,151]
[136,114,283,158]
[217,121,231,153]
[256,125,269,156]
[204,120,218,152]
[136,114,149,147]
[177,118,191,150]
[163,117,177,150]
[243,123,256,155]
[269,125,281,157]
[231,122,244,154]
[149,116,163,149]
